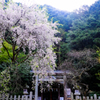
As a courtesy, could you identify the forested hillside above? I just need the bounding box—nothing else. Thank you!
[41,0,100,93]
[43,2,100,51]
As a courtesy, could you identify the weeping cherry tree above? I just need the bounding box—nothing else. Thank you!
[0,0,60,93]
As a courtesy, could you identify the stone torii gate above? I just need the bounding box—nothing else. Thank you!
[31,70,71,100]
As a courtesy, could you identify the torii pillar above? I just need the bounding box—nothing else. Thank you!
[63,75,67,100]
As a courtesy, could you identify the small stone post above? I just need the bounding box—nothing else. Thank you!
[63,75,67,100]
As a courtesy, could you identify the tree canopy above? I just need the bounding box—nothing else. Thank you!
[0,0,60,71]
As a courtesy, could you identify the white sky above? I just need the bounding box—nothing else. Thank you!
[13,0,98,12]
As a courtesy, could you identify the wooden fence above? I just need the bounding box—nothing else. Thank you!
[0,91,33,100]
[71,93,100,100]
[0,92,100,100]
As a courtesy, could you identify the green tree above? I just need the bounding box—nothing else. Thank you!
[0,42,32,94]
[59,49,98,95]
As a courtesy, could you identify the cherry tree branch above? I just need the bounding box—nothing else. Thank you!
[17,51,37,66]
[4,29,13,45]
[14,19,20,26]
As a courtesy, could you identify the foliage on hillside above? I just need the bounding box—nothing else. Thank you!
[42,0,100,93]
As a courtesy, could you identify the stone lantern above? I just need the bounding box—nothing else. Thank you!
[74,90,80,99]
[23,89,28,95]
[74,90,80,95]
[23,85,29,95]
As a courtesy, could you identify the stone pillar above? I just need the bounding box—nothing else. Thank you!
[35,75,38,100]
